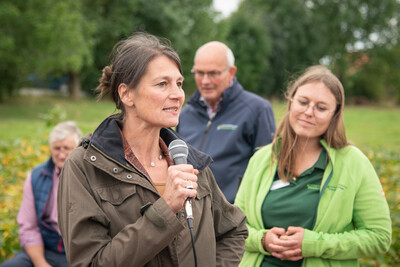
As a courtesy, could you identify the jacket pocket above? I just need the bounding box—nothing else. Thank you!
[97,183,137,206]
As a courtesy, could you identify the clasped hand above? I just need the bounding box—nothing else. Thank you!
[163,164,198,214]
[263,226,305,261]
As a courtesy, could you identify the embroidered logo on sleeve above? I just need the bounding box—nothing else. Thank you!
[217,124,238,130]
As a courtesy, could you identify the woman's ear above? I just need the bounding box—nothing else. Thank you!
[118,83,134,107]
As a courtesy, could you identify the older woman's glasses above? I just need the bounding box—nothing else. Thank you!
[291,97,335,119]
[191,67,229,80]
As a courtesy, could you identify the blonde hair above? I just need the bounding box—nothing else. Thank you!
[273,65,349,181]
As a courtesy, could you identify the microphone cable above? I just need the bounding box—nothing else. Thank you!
[185,199,198,267]
[168,139,197,266]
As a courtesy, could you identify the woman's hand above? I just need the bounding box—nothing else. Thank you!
[163,164,198,214]
[263,226,304,261]
[284,226,304,261]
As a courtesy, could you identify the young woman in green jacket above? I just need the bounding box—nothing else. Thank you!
[235,65,391,267]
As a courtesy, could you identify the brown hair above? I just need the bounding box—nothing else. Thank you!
[273,65,349,181]
[95,32,182,117]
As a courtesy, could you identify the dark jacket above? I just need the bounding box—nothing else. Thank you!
[57,115,248,267]
[177,78,276,203]
[31,157,64,253]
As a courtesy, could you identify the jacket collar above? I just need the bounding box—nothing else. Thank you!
[88,114,212,172]
[320,139,337,166]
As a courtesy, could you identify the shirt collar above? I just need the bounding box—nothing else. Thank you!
[314,148,328,170]
[297,148,328,178]
[199,95,223,120]
[119,127,173,180]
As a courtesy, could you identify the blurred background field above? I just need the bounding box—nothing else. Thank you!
[1,95,400,151]
[0,95,399,265]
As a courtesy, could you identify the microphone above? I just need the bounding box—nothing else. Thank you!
[168,139,189,165]
[168,139,198,266]
[167,139,193,218]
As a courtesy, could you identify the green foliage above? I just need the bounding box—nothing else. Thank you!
[0,2,23,102]
[0,0,96,100]
[80,0,223,96]
[344,46,400,104]
[0,138,50,261]
[228,0,400,103]
[225,4,271,95]
[32,1,95,75]
[38,105,67,128]
[360,150,400,266]
[1,0,399,103]
[228,0,331,96]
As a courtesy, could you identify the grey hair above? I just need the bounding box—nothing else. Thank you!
[226,46,235,67]
[49,121,82,145]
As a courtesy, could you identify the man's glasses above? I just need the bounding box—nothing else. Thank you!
[291,97,336,119]
[191,66,229,80]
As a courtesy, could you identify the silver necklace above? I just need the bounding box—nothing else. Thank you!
[150,154,163,167]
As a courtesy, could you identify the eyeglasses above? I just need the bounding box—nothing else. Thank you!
[291,97,336,119]
[191,66,229,80]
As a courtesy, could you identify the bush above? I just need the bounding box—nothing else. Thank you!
[360,149,400,266]
[0,138,49,261]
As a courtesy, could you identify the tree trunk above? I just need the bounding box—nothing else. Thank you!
[68,71,82,100]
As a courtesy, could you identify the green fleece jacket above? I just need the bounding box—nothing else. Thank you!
[235,140,391,267]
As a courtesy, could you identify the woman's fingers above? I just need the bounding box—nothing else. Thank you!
[271,248,303,261]
[163,164,198,213]
[269,226,304,261]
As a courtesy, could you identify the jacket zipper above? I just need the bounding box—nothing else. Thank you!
[199,120,212,151]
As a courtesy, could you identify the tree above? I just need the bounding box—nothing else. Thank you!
[227,0,328,97]
[1,0,223,100]
[227,0,400,101]
[80,0,224,97]
[0,0,95,100]
[311,0,400,100]
[28,0,95,99]
[225,6,271,95]
[0,2,25,102]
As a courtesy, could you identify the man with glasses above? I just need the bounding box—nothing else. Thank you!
[177,41,276,203]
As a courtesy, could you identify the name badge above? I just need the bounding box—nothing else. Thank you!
[270,179,290,190]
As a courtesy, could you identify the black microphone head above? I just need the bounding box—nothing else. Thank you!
[168,139,188,165]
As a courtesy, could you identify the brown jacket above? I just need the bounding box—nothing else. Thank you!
[57,116,248,267]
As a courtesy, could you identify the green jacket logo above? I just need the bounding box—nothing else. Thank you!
[326,184,347,191]
[307,184,320,190]
[217,124,238,130]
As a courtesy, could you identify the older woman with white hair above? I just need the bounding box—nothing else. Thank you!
[0,121,81,267]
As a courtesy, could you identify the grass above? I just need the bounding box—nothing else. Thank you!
[270,101,400,152]
[343,106,400,151]
[0,95,399,152]
[0,95,117,141]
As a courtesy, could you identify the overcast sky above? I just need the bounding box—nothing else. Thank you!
[213,0,241,17]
